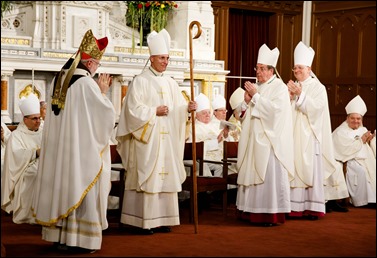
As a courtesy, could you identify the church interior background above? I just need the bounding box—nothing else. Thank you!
[1,1,376,131]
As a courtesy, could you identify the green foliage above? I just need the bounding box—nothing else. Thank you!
[1,1,14,19]
[125,1,178,51]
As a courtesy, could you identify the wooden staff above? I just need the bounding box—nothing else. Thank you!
[189,20,202,234]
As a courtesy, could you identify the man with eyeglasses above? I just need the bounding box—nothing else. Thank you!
[287,42,349,220]
[236,44,295,227]
[32,29,115,253]
[1,93,42,225]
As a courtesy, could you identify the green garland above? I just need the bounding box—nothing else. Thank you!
[125,1,178,52]
[1,1,14,19]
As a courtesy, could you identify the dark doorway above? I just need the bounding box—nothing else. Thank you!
[226,9,272,118]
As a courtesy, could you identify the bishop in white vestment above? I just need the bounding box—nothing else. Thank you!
[287,42,349,218]
[332,95,376,207]
[236,44,295,226]
[32,30,115,252]
[116,29,196,233]
[1,94,42,224]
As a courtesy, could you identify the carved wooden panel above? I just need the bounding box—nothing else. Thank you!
[324,83,335,114]
[358,84,376,116]
[360,14,376,78]
[312,1,376,131]
[211,1,302,13]
[312,17,337,79]
[360,84,375,134]
[335,84,358,112]
[211,1,375,130]
[280,14,301,82]
[331,114,346,131]
[338,17,358,78]
[329,83,376,130]
[211,1,303,72]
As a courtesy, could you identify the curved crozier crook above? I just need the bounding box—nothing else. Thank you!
[189,20,202,39]
[188,20,202,101]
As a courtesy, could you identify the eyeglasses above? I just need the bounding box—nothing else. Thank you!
[254,66,268,72]
[26,116,41,121]
[292,66,307,71]
[91,60,102,67]
[215,109,228,113]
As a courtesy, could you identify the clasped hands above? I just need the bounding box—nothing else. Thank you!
[97,73,112,95]
[156,105,170,116]
[361,130,375,144]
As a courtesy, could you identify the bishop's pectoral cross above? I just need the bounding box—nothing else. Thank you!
[159,166,169,179]
[160,126,169,140]
[158,90,166,99]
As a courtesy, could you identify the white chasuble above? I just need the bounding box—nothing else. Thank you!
[117,68,188,193]
[237,76,295,186]
[2,121,42,224]
[32,68,116,245]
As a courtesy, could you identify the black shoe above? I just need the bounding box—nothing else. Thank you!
[55,243,69,251]
[136,228,154,235]
[153,226,171,233]
[68,247,97,254]
[331,202,349,212]
[54,244,96,253]
[262,223,274,227]
[325,205,332,213]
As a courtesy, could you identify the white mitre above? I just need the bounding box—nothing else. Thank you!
[229,87,245,110]
[257,44,280,67]
[345,95,367,116]
[212,95,226,110]
[19,94,40,116]
[195,93,210,112]
[294,41,315,67]
[147,29,171,56]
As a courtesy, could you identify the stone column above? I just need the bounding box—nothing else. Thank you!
[121,84,128,104]
[118,76,133,105]
[112,75,133,122]
[201,79,212,102]
[1,80,8,111]
[1,70,14,124]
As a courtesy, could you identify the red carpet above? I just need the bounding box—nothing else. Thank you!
[1,199,376,257]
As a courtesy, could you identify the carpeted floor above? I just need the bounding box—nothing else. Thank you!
[1,194,376,257]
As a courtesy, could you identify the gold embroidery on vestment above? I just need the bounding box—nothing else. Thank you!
[159,166,169,179]
[160,126,169,140]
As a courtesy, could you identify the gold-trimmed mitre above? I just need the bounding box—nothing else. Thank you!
[79,29,108,60]
[51,29,108,114]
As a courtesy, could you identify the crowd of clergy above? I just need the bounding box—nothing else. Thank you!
[1,29,375,253]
